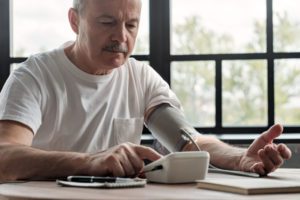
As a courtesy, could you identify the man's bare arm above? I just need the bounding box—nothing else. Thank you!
[0,121,161,181]
[183,134,244,170]
[183,124,292,175]
[0,120,90,181]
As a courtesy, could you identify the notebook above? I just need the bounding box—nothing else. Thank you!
[196,178,300,195]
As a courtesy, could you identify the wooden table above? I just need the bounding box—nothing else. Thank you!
[1,169,300,200]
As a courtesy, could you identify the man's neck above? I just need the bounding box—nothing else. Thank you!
[64,43,113,76]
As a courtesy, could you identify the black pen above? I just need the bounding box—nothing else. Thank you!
[67,176,135,183]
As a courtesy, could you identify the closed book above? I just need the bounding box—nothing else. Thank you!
[197,178,300,195]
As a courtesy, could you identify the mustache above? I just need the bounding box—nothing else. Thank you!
[103,43,128,53]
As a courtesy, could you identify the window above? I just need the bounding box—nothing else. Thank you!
[171,0,266,54]
[273,0,300,52]
[11,0,75,57]
[222,60,268,126]
[1,0,300,135]
[171,61,215,127]
[275,59,300,125]
[153,0,300,134]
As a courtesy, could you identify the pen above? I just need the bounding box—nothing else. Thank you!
[67,176,135,183]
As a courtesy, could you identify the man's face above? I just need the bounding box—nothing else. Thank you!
[75,0,141,71]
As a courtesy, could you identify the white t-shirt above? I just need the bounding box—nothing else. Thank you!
[0,47,181,153]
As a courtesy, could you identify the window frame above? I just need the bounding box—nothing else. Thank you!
[149,0,300,134]
[0,1,10,89]
[1,0,300,136]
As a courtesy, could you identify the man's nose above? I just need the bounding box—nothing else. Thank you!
[112,24,127,43]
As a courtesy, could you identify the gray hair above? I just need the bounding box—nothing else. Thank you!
[73,0,86,15]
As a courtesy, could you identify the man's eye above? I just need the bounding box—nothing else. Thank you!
[99,21,114,26]
[102,22,113,25]
[126,24,137,29]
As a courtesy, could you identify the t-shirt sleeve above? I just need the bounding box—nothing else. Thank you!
[0,67,42,134]
[141,63,182,111]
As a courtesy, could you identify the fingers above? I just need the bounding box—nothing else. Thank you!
[263,124,284,143]
[254,143,292,175]
[277,143,292,159]
[248,124,283,154]
[117,146,141,177]
[250,162,266,175]
[258,145,282,173]
[106,155,126,177]
[104,143,162,177]
[123,144,163,175]
[134,145,163,161]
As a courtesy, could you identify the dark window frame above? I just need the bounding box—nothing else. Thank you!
[1,0,300,136]
[149,0,300,135]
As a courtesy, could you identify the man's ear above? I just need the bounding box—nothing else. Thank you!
[68,8,79,34]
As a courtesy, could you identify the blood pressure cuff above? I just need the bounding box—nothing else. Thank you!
[146,105,199,152]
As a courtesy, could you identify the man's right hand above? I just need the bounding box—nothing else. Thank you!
[86,143,162,177]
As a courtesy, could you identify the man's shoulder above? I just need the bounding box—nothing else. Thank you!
[126,57,142,66]
[17,48,63,71]
[125,57,153,71]
[26,48,63,64]
[12,48,66,84]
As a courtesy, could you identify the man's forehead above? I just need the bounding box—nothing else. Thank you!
[85,0,142,19]
[86,0,142,10]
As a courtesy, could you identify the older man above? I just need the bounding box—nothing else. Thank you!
[0,0,291,181]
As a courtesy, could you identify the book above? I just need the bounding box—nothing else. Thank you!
[196,178,300,195]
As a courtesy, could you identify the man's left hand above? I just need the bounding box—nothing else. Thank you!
[239,124,292,175]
